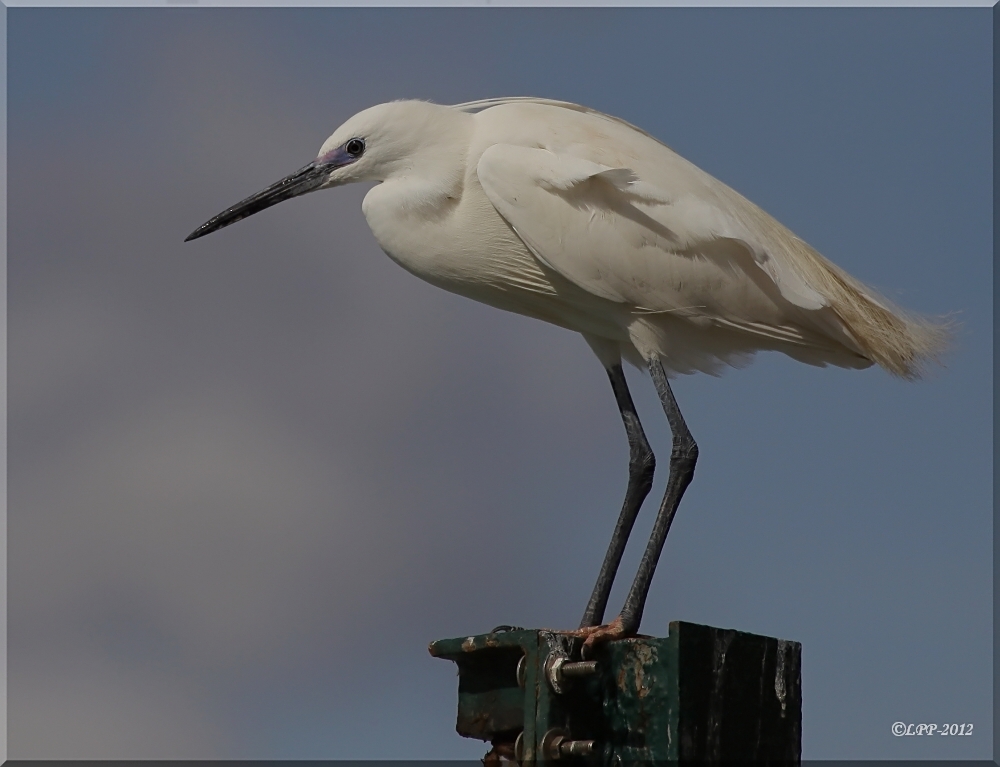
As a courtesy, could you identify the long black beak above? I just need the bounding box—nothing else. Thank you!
[184,160,333,242]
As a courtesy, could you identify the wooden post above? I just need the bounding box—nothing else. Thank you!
[429,621,801,763]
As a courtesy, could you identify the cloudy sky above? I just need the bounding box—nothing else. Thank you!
[7,6,991,760]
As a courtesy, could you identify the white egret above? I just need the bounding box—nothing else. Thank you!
[186,98,949,648]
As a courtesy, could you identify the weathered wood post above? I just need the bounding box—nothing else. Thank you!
[429,621,801,763]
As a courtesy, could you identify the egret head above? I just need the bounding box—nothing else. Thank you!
[184,100,464,242]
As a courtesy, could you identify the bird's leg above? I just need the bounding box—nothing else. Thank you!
[577,358,698,650]
[578,364,655,628]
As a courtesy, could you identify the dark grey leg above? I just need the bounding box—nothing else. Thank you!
[579,364,656,628]
[618,358,698,634]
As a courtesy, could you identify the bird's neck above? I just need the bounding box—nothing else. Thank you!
[378,106,472,210]
[377,148,467,217]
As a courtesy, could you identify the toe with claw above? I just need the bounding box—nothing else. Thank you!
[570,615,630,656]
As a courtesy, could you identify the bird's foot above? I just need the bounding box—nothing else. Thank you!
[568,615,629,657]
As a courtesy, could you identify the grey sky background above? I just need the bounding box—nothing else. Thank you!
[8,7,991,760]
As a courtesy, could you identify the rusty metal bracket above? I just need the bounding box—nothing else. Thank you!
[429,621,802,763]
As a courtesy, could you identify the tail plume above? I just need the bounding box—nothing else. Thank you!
[797,247,953,379]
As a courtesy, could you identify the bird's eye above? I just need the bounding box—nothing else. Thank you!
[345,138,365,158]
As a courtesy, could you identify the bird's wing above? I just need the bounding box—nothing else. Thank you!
[476,144,831,330]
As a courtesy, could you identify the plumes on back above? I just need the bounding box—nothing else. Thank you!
[461,97,951,379]
[716,182,952,380]
[782,241,950,380]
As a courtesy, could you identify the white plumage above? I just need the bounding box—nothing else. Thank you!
[186,96,950,644]
[337,98,948,377]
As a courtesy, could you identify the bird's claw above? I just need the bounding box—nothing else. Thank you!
[569,615,628,658]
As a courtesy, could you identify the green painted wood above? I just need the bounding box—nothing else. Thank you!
[598,636,676,761]
[429,629,538,745]
[430,621,801,764]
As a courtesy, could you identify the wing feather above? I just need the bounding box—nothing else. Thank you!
[476,144,831,343]
[471,102,948,377]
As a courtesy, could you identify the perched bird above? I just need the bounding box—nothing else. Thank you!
[186,97,949,648]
